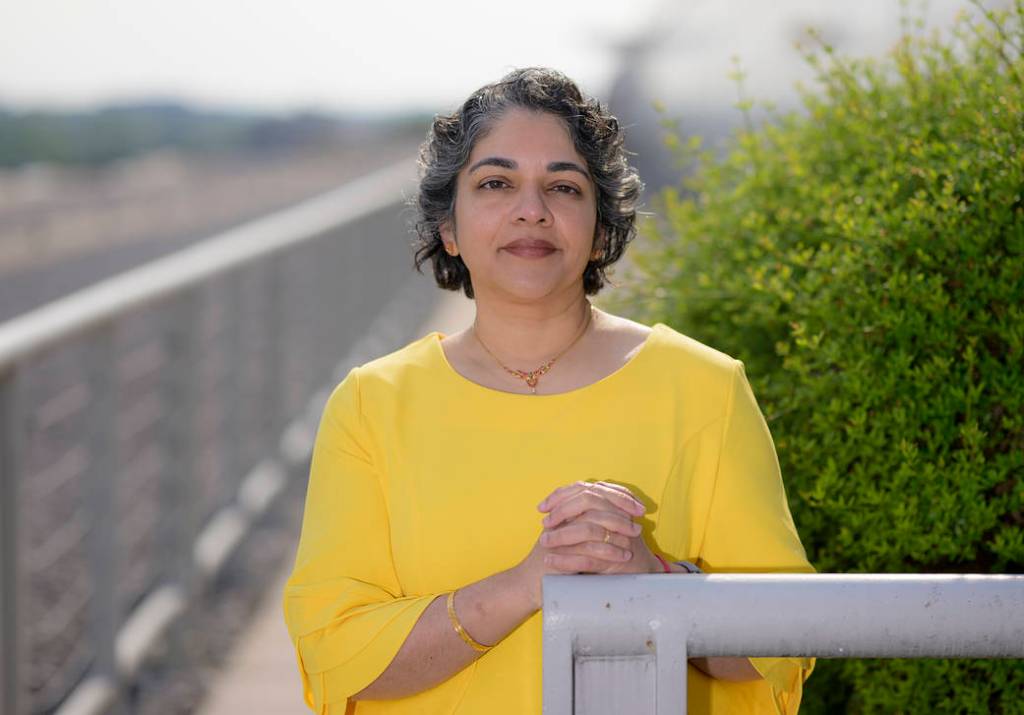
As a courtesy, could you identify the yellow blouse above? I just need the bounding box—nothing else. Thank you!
[283,323,814,714]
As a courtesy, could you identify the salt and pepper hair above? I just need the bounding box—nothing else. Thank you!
[411,67,643,298]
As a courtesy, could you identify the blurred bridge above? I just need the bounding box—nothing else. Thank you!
[0,159,460,714]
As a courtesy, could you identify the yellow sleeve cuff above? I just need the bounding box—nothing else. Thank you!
[749,657,815,715]
[289,592,437,712]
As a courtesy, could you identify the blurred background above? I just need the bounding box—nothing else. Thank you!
[0,1,1002,714]
[0,0,971,319]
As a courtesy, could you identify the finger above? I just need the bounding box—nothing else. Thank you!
[546,509,641,541]
[540,520,632,550]
[545,552,604,573]
[595,483,646,515]
[591,481,639,501]
[537,480,592,511]
[583,482,646,516]
[539,482,645,517]
[556,539,633,562]
[545,545,633,573]
[543,492,643,530]
[543,494,623,529]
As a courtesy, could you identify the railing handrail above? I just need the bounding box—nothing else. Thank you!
[0,157,417,370]
[543,573,1024,714]
[544,573,1024,657]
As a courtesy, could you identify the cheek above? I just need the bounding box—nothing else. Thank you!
[571,208,599,248]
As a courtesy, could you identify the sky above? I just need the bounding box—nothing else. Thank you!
[0,0,981,117]
[0,0,661,114]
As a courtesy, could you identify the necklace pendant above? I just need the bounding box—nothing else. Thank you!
[524,373,540,388]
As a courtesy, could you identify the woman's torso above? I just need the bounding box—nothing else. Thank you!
[348,324,743,713]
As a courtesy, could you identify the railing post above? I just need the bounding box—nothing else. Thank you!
[266,255,288,461]
[224,271,243,493]
[544,579,689,715]
[164,291,203,594]
[656,635,687,715]
[82,326,120,705]
[1,367,25,715]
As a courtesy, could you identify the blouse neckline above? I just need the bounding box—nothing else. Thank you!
[427,322,667,400]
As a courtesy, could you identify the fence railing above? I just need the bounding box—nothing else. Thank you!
[542,573,1024,714]
[0,157,436,715]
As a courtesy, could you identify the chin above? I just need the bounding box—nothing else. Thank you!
[492,276,580,303]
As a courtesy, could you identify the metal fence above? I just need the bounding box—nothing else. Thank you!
[0,158,437,715]
[542,573,1024,714]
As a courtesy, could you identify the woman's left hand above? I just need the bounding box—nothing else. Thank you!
[537,481,660,575]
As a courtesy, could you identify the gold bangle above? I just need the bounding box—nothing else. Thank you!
[446,591,493,653]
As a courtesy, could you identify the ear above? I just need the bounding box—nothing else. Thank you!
[590,227,606,261]
[439,221,459,256]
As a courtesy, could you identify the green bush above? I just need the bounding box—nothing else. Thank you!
[614,3,1024,712]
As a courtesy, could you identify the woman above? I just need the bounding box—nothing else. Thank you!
[283,67,814,714]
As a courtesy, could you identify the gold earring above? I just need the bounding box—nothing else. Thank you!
[445,243,459,256]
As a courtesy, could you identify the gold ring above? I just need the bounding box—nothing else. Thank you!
[603,529,612,543]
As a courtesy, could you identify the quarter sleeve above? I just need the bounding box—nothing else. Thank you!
[282,368,436,713]
[698,361,815,715]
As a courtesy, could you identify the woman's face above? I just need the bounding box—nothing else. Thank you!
[441,108,599,305]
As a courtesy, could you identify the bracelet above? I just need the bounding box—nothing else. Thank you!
[653,553,672,573]
[446,591,493,652]
[675,560,703,574]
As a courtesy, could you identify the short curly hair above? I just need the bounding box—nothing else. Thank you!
[411,67,642,298]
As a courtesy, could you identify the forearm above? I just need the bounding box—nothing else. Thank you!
[690,656,762,681]
[659,560,762,682]
[351,566,536,701]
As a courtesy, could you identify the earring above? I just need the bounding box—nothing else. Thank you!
[445,243,459,257]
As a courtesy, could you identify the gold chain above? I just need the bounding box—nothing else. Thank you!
[473,304,593,394]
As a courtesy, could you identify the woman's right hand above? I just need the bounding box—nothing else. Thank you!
[512,481,647,611]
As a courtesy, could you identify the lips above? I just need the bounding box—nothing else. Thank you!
[502,238,557,258]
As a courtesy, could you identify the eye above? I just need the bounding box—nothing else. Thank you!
[480,179,510,190]
[551,184,581,195]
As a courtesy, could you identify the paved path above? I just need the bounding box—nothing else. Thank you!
[197,292,475,715]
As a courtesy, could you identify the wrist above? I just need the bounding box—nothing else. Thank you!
[508,562,542,613]
[649,552,670,573]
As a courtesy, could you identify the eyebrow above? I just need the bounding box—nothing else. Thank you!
[467,156,590,179]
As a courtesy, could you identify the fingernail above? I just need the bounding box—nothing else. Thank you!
[632,523,642,535]
[623,550,633,560]
[542,516,551,526]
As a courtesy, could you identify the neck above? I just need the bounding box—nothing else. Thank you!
[471,293,592,367]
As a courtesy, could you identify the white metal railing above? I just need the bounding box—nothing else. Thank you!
[542,573,1024,714]
[0,157,435,715]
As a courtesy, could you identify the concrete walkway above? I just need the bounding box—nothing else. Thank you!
[197,292,475,715]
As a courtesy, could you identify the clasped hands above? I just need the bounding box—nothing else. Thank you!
[516,480,660,611]
[514,481,763,683]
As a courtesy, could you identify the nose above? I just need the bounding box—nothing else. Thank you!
[515,185,552,225]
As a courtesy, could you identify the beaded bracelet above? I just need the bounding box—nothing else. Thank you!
[675,560,703,574]
[446,590,492,652]
[654,554,704,574]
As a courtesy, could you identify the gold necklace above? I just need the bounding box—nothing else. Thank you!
[473,305,593,394]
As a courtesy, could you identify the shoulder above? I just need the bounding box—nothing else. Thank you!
[326,332,444,407]
[640,322,743,406]
[647,323,738,373]
[596,311,735,372]
[357,332,442,382]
